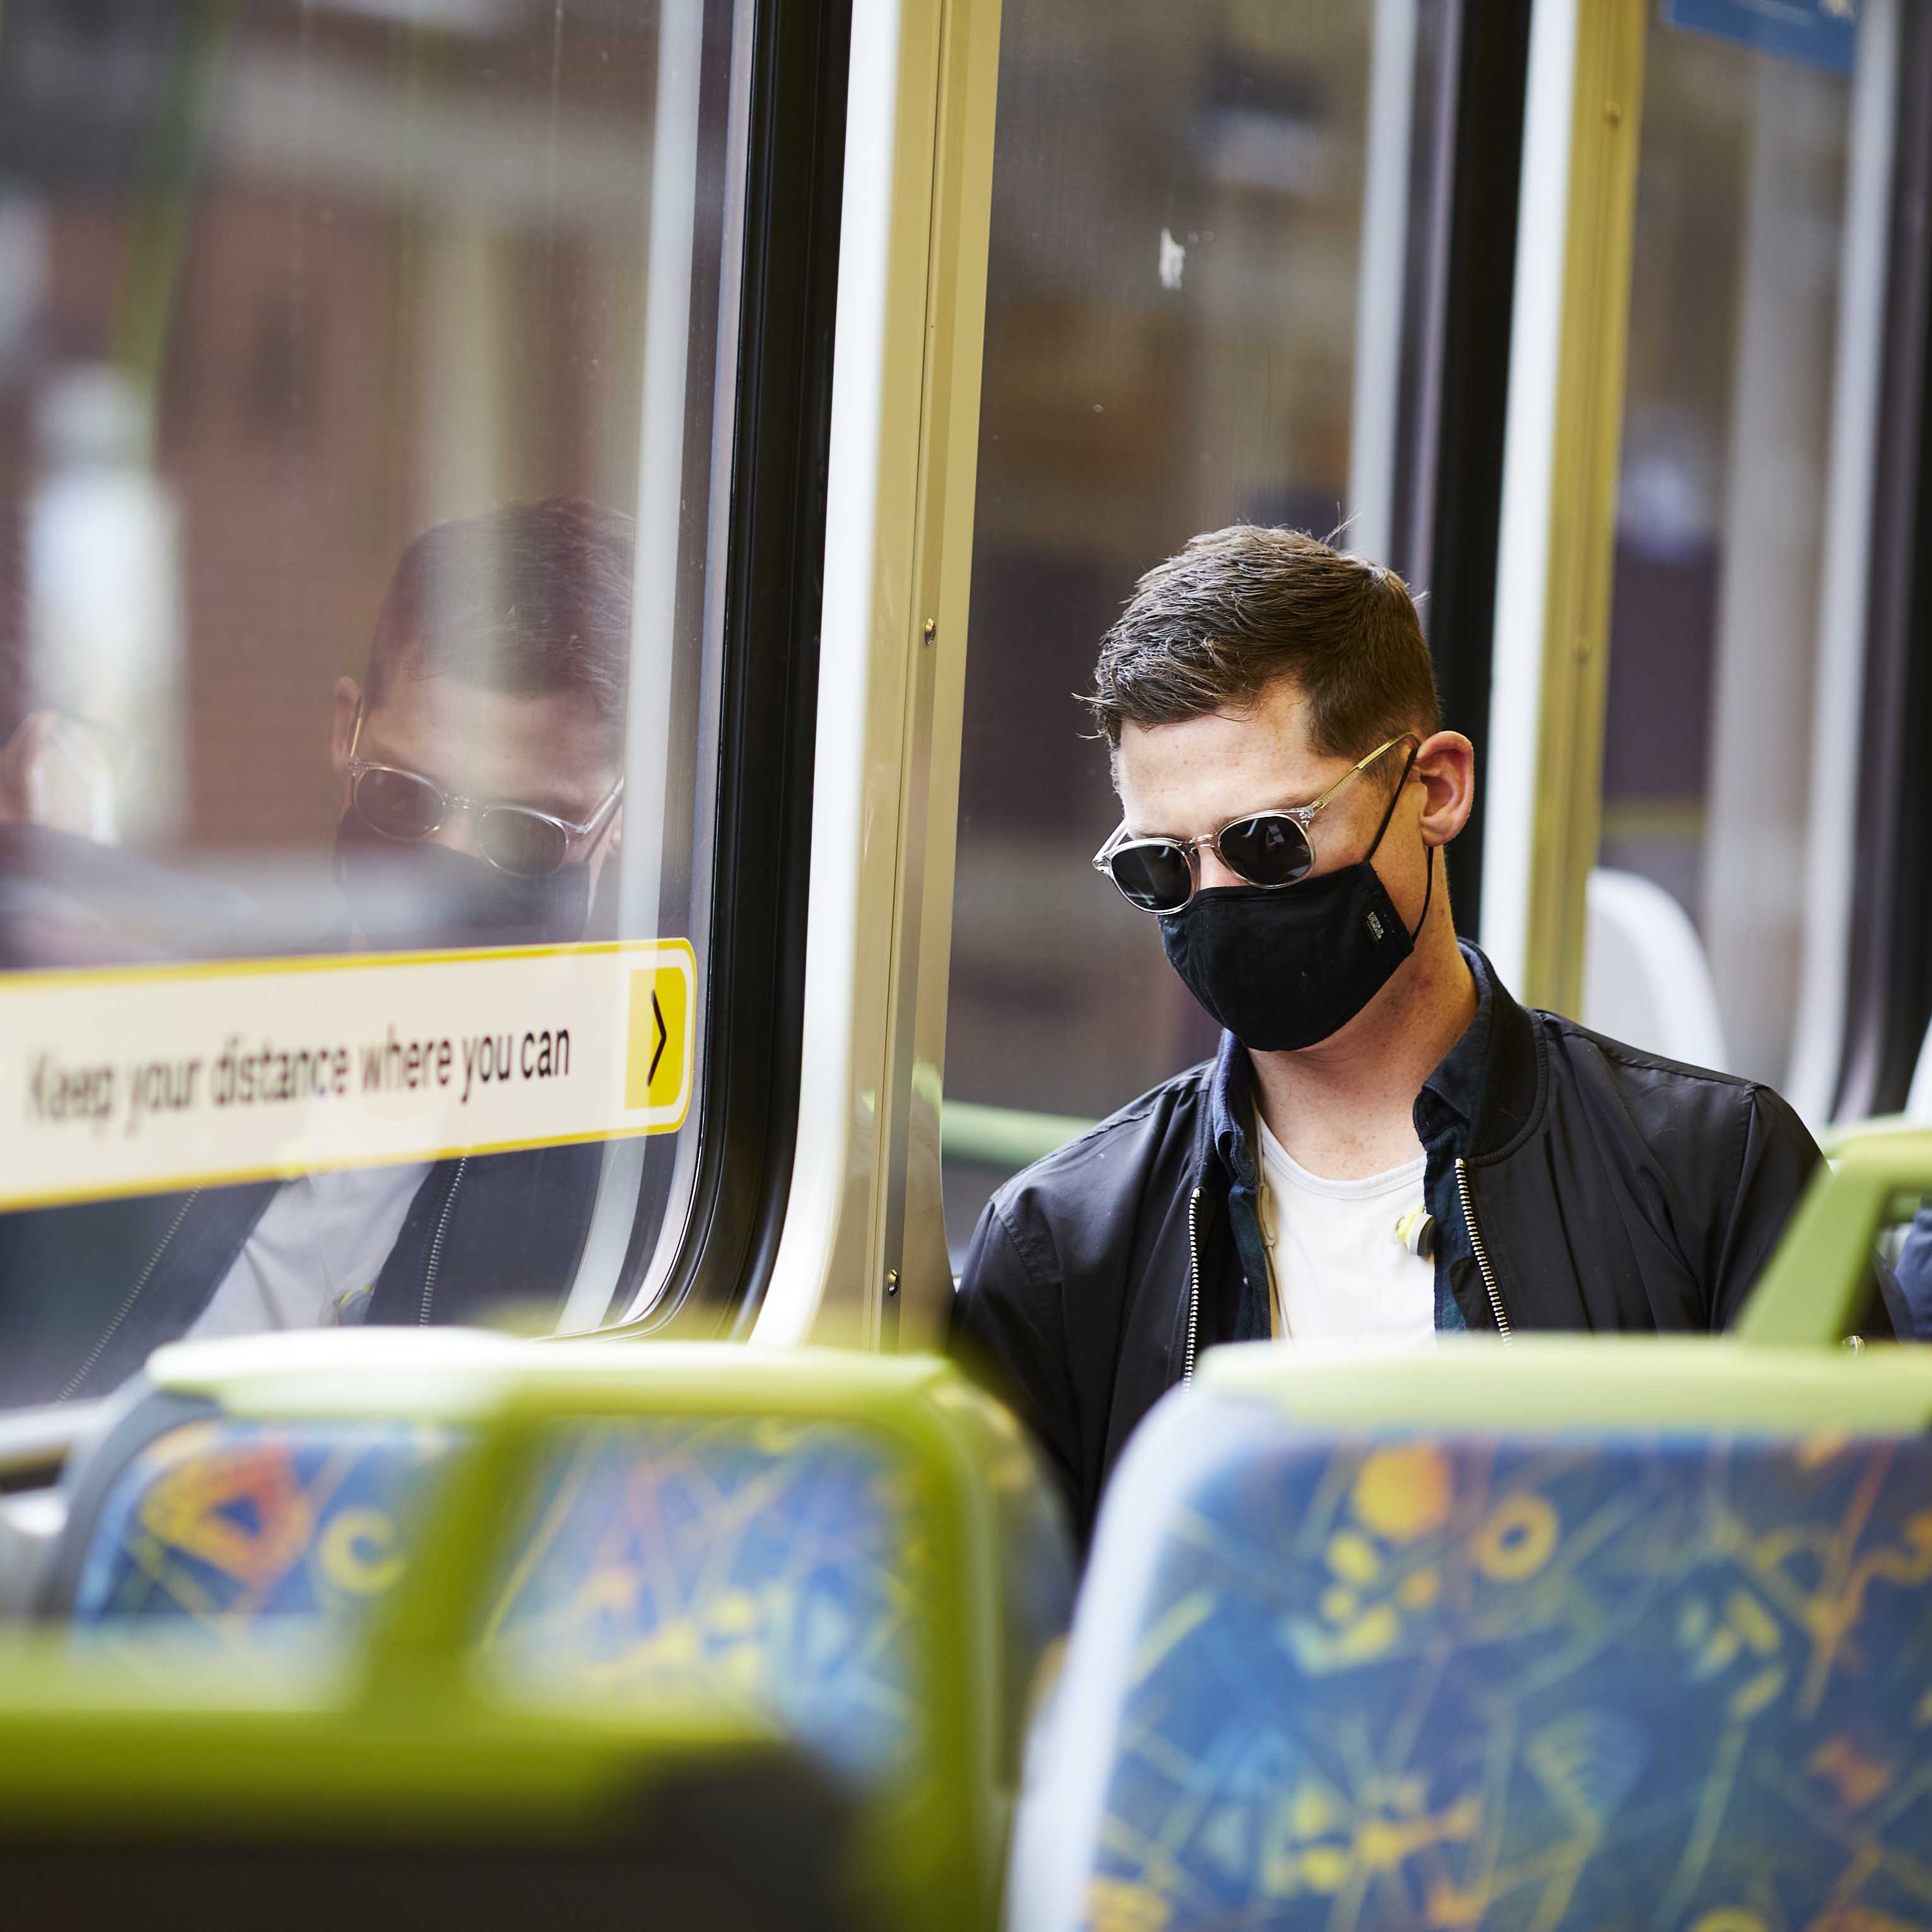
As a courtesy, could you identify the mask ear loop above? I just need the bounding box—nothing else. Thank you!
[1410,843,1436,942]
[1362,741,1435,943]
[1362,741,1421,860]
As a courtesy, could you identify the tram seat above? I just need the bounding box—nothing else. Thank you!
[40,1332,1072,1834]
[0,1727,878,1932]
[1010,1339,1932,1932]
[1581,866,1730,1072]
[1010,1142,1932,1932]
[0,1369,925,1931]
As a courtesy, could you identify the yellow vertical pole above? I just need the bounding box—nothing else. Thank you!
[1521,0,1648,1016]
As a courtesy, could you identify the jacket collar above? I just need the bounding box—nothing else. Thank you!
[1202,939,1543,1185]
[1456,943,1543,1160]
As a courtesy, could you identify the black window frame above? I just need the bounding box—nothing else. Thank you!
[1390,0,1535,943]
[602,0,852,1339]
[1835,4,1932,1121]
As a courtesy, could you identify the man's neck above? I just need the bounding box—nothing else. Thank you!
[1247,924,1477,1182]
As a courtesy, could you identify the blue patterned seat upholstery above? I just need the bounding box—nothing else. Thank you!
[70,1413,929,1784]
[71,1418,455,1641]
[1012,1384,1932,1932]
[481,1416,923,1784]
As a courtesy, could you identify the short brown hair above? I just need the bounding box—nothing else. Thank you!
[1088,525,1440,763]
[366,498,634,757]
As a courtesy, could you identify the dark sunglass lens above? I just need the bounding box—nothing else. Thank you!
[1108,841,1193,912]
[1218,814,1314,887]
[479,809,569,879]
[356,766,443,841]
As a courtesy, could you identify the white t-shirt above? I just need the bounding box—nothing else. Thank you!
[187,1162,434,1340]
[1255,1113,1434,1349]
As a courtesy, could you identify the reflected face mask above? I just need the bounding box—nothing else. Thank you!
[332,812,592,950]
[1156,767,1433,1052]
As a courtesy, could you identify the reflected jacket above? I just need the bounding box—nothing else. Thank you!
[950,944,1904,1549]
[0,1145,601,1408]
[1895,1209,1932,1342]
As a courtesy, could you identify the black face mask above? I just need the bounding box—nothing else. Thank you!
[1157,763,1433,1052]
[332,812,592,950]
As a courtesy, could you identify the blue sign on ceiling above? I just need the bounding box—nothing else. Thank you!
[1663,0,1858,77]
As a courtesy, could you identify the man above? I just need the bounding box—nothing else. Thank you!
[951,525,1903,1548]
[0,497,630,1407]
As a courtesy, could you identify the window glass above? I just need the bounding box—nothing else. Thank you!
[944,0,1440,1260]
[0,0,747,1407]
[1596,18,1856,1087]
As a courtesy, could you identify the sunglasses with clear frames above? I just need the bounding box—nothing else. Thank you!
[345,704,624,879]
[1092,734,1418,914]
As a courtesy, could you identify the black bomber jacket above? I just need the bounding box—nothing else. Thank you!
[950,945,1904,1549]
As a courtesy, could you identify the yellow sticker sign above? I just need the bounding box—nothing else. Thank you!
[1,939,696,1212]
[625,963,690,1114]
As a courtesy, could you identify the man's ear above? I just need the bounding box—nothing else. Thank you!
[331,678,362,783]
[1414,730,1476,847]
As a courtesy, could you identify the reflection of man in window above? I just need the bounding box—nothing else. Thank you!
[0,498,631,1405]
[327,500,628,955]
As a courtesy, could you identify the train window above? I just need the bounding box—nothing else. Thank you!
[1597,6,1883,1100]
[942,0,1468,1254]
[0,0,757,1408]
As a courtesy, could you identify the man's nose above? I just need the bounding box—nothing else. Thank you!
[429,809,483,859]
[1195,841,1245,892]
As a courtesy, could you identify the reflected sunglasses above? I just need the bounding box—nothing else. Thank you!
[346,705,624,879]
[1091,734,1417,914]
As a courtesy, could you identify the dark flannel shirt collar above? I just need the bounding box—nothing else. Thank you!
[1209,1029,1257,1186]
[1414,940,1494,1149]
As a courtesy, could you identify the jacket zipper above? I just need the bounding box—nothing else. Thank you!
[1455,1156,1511,1337]
[58,1189,202,1401]
[1182,1186,1203,1382]
[419,1157,468,1325]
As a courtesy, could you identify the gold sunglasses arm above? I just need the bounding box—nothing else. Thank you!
[1303,733,1417,816]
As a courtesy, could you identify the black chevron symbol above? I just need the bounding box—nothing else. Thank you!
[649,990,668,1086]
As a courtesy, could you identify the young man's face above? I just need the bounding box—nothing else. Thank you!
[330,664,624,899]
[1113,676,1478,1057]
[1114,677,1430,912]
